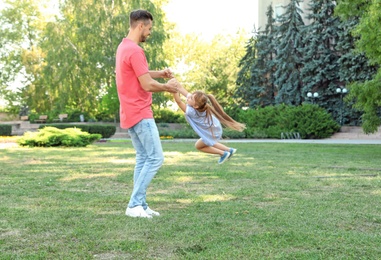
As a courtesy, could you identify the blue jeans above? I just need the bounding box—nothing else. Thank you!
[127,119,164,209]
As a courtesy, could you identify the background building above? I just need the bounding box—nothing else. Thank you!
[258,0,312,30]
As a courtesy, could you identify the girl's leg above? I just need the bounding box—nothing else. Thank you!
[214,142,236,159]
[195,139,225,156]
[212,142,230,152]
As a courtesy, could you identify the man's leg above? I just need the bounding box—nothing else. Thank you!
[128,119,164,209]
[128,124,147,193]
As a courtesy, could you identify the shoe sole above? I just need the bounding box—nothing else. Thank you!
[126,213,152,218]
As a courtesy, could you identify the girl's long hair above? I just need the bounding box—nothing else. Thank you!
[193,91,246,132]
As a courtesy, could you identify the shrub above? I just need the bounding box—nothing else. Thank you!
[86,125,116,138]
[17,127,101,147]
[157,124,246,139]
[286,105,340,139]
[222,128,246,139]
[94,111,116,122]
[243,127,268,139]
[154,108,186,123]
[158,125,198,139]
[238,104,340,139]
[39,124,116,138]
[0,125,12,136]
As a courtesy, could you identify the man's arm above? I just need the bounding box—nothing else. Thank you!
[149,68,173,79]
[138,74,178,93]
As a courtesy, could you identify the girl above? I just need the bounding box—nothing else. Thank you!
[173,84,246,164]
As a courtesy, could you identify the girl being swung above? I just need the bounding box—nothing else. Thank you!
[173,82,245,164]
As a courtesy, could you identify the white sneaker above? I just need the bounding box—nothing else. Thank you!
[145,206,160,216]
[125,206,152,218]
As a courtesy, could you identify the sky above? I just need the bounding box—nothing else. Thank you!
[163,0,258,41]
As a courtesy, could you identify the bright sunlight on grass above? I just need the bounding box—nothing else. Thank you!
[1,141,380,259]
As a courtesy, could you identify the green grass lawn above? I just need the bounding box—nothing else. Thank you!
[1,141,381,259]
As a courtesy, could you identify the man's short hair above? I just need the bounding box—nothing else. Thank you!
[130,9,153,27]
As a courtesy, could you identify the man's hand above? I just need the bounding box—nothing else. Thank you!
[162,68,174,79]
[165,78,179,93]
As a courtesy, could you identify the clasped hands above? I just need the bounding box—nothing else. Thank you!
[161,68,181,94]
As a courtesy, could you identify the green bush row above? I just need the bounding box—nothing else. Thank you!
[18,127,101,147]
[0,125,12,136]
[157,124,246,139]
[154,108,186,123]
[238,104,340,139]
[156,104,339,139]
[39,124,116,138]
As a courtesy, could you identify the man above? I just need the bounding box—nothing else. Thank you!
[115,9,178,218]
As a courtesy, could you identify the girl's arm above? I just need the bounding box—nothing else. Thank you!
[173,92,186,113]
[177,83,189,98]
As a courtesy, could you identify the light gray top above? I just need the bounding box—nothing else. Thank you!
[185,105,222,146]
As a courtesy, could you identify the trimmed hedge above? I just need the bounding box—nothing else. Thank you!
[18,127,101,147]
[157,123,246,139]
[238,104,340,139]
[39,124,116,138]
[0,125,12,136]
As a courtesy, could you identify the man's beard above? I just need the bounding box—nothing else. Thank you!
[140,34,148,42]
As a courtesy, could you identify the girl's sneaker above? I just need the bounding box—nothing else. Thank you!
[228,148,237,159]
[218,151,230,164]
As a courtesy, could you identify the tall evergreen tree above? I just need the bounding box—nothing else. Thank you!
[236,5,277,107]
[301,0,376,126]
[273,0,305,105]
[301,0,342,116]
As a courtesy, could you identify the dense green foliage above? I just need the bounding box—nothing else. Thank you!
[335,0,381,133]
[167,33,247,109]
[155,105,339,140]
[17,126,101,147]
[236,5,276,107]
[238,104,340,139]
[0,0,169,118]
[153,108,186,124]
[0,124,12,136]
[39,124,116,138]
[273,0,305,105]
[2,0,380,132]
[236,0,377,128]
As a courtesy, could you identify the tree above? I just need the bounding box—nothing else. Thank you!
[335,0,381,133]
[166,31,247,109]
[300,0,358,125]
[273,0,305,105]
[335,17,377,126]
[1,0,171,119]
[0,0,45,112]
[236,5,277,108]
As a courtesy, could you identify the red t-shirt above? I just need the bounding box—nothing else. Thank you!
[115,38,152,129]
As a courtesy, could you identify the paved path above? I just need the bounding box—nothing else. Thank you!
[159,138,381,145]
[1,139,380,149]
[106,138,381,145]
